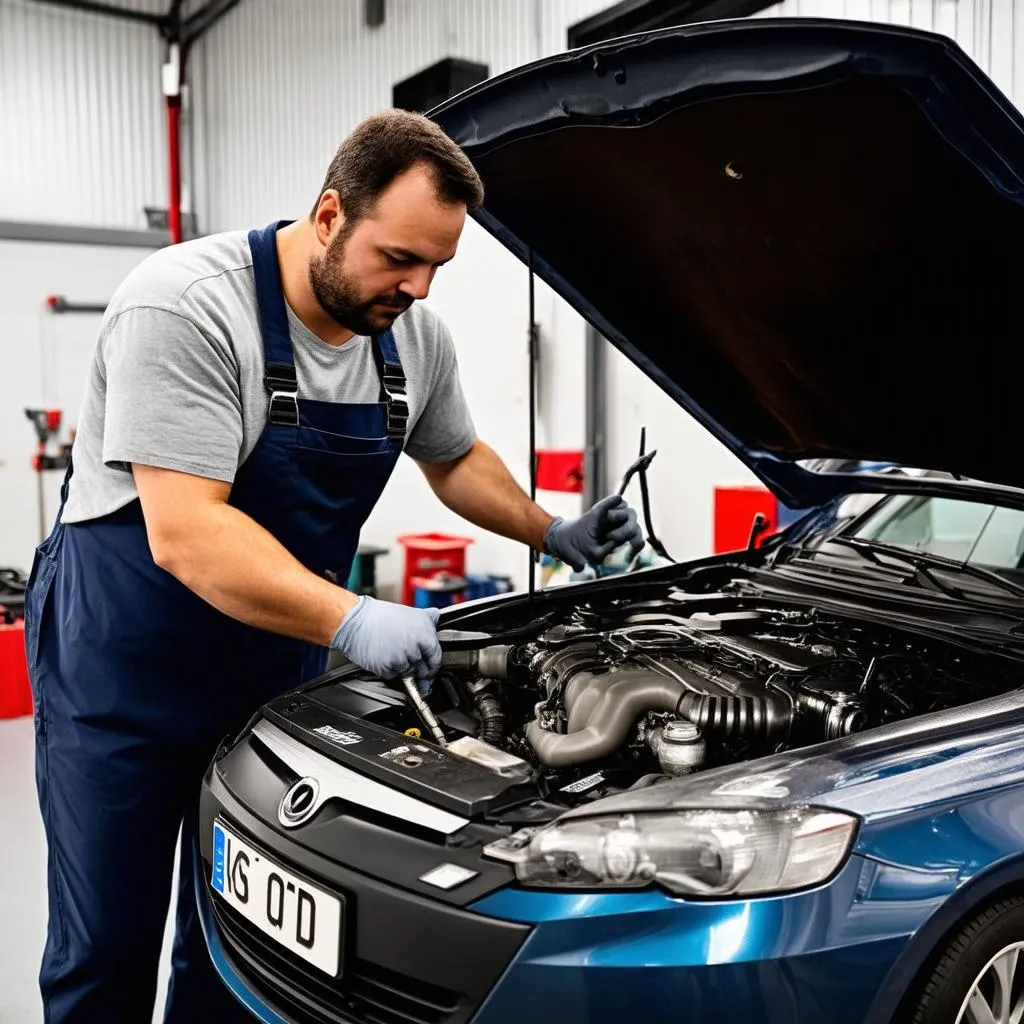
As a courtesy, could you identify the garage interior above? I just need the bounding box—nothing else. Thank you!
[2,0,1023,1021]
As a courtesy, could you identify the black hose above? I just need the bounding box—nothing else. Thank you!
[676,691,791,741]
[475,693,506,746]
[638,450,670,560]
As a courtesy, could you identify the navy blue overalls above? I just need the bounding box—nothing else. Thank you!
[24,220,408,1022]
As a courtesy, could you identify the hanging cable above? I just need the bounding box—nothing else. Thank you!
[637,426,670,560]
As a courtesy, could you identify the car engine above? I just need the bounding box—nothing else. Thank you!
[411,587,1024,802]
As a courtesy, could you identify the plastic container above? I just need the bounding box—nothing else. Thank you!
[464,574,497,601]
[397,533,473,605]
[0,621,33,719]
[713,486,778,553]
[534,449,584,493]
[411,574,467,609]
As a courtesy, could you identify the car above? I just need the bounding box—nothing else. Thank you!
[194,17,1024,1024]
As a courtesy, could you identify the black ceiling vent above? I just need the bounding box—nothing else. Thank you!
[568,0,775,47]
[393,58,489,114]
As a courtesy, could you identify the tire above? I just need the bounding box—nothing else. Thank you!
[911,895,1024,1024]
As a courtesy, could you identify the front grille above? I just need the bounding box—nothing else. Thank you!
[211,893,473,1024]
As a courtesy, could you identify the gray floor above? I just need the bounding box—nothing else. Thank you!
[0,716,176,1023]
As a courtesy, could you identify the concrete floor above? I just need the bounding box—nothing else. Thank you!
[0,716,176,1023]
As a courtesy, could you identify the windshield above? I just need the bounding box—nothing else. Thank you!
[849,495,1024,571]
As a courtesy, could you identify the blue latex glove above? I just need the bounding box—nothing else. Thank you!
[544,494,644,572]
[331,596,442,686]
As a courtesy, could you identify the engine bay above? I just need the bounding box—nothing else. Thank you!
[307,582,1024,810]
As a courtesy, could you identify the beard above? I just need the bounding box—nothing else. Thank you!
[308,231,412,336]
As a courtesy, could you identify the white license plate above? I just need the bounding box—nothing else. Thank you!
[210,820,343,976]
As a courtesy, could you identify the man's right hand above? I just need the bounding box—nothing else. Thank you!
[331,596,443,683]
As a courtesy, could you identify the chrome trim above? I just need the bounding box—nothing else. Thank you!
[278,777,320,828]
[251,720,470,835]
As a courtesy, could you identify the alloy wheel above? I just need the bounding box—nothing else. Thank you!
[955,941,1024,1024]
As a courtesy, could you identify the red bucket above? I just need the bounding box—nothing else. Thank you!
[397,533,474,605]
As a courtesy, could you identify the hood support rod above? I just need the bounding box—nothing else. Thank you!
[528,249,538,600]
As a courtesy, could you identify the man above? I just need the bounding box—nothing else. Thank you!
[24,108,643,1023]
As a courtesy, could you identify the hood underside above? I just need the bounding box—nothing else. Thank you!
[431,19,1024,506]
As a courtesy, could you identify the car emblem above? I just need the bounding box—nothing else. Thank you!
[278,777,321,828]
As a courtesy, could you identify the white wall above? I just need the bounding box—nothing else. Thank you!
[0,241,155,571]
[0,0,170,229]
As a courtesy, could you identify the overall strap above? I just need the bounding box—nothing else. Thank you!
[248,221,300,427]
[56,448,75,516]
[372,330,408,445]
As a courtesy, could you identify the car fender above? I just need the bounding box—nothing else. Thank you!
[863,849,1024,1023]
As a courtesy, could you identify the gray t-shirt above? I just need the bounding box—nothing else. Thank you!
[61,230,477,524]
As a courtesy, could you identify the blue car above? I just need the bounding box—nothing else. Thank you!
[196,17,1024,1024]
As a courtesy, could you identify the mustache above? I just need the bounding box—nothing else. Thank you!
[372,293,412,311]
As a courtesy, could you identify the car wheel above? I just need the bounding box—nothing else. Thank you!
[911,897,1024,1024]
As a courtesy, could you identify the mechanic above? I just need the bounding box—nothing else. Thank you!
[24,108,644,1024]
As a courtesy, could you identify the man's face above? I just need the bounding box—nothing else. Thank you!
[309,164,466,336]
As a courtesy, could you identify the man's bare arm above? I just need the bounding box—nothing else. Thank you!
[133,464,358,646]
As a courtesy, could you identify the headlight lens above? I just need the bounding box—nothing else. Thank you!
[485,806,857,897]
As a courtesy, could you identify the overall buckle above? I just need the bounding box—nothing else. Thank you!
[380,360,408,443]
[265,362,299,427]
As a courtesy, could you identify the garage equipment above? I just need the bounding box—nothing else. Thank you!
[535,450,584,493]
[46,295,108,314]
[713,486,778,554]
[0,619,32,719]
[412,573,468,608]
[0,567,27,620]
[397,533,473,605]
[344,545,389,597]
[465,574,513,601]
[25,407,71,542]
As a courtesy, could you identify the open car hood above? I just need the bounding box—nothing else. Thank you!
[430,19,1024,508]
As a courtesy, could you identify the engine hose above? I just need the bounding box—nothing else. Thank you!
[525,670,794,768]
[442,645,513,679]
[474,692,506,746]
[676,692,791,741]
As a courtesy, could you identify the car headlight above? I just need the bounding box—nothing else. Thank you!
[484,806,857,897]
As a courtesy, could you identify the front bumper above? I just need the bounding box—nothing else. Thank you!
[198,761,529,1024]
[197,733,935,1024]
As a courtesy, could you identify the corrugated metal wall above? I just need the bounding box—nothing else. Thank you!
[0,0,170,229]
[192,0,611,231]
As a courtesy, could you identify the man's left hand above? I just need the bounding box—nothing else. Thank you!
[544,495,644,572]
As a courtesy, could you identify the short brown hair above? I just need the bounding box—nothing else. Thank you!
[311,109,484,222]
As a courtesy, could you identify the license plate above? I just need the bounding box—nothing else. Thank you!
[210,820,343,976]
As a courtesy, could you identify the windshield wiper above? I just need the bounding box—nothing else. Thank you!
[824,536,1024,602]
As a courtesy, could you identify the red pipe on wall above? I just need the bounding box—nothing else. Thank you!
[166,94,182,244]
